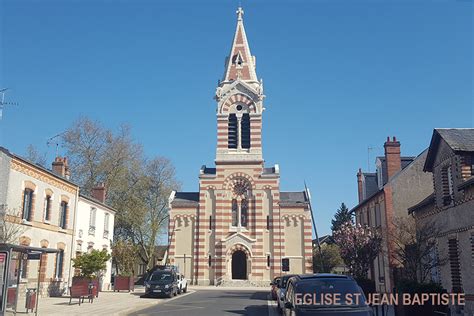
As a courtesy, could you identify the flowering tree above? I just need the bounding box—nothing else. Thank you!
[333,221,382,279]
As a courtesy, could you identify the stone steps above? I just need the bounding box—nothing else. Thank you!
[218,279,268,287]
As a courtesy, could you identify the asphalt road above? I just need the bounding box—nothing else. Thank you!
[130,289,274,316]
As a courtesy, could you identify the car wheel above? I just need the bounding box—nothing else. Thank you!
[183,286,187,293]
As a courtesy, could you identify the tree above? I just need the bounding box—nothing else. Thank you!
[112,240,139,276]
[25,144,47,167]
[390,216,447,284]
[72,249,111,279]
[333,221,382,279]
[0,207,27,244]
[313,243,343,273]
[331,203,353,233]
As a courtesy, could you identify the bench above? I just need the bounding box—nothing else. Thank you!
[69,284,94,305]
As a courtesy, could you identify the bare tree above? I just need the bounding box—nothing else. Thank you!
[25,144,47,167]
[0,206,27,244]
[390,216,447,283]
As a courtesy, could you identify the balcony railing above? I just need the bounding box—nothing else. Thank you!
[88,226,96,236]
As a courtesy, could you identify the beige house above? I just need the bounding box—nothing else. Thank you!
[409,129,474,316]
[168,8,313,286]
[0,147,78,297]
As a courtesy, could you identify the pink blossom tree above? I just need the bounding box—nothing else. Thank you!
[333,221,382,279]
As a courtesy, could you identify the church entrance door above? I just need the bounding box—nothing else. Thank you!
[231,250,247,280]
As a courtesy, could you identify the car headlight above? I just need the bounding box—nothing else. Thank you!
[164,284,170,289]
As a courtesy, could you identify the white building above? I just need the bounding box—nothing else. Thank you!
[75,185,115,291]
[0,147,78,297]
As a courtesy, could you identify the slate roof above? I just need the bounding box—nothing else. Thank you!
[425,128,474,172]
[171,192,199,207]
[362,173,379,198]
[279,191,309,207]
[377,156,416,186]
[408,194,435,214]
[154,245,168,260]
[313,235,335,245]
[202,167,216,175]
[262,167,277,175]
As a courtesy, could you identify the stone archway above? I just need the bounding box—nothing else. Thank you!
[231,250,247,280]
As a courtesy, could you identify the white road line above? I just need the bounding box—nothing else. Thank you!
[267,295,279,316]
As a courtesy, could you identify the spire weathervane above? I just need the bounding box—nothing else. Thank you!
[236,7,244,21]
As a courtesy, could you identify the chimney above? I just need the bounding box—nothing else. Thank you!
[384,136,401,181]
[92,183,106,203]
[357,168,364,202]
[52,157,69,179]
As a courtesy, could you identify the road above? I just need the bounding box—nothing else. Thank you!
[130,289,277,316]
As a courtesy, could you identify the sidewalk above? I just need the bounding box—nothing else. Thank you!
[32,287,179,316]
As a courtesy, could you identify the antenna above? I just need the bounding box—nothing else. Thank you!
[367,146,374,172]
[304,181,324,272]
[0,88,19,120]
[47,131,67,157]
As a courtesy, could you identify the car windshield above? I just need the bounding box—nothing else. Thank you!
[150,272,173,283]
[295,279,366,308]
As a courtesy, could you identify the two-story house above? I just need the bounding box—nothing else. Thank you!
[352,137,433,293]
[408,128,474,315]
[75,184,115,291]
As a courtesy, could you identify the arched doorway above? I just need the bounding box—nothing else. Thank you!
[232,250,247,280]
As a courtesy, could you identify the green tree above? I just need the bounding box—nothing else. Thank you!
[331,203,353,233]
[112,240,139,276]
[313,243,343,273]
[72,249,111,279]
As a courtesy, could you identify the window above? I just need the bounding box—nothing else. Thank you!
[55,250,64,279]
[375,203,381,227]
[266,215,270,230]
[241,113,250,149]
[471,154,474,176]
[442,166,454,206]
[208,255,212,267]
[103,213,110,239]
[241,199,248,227]
[282,258,290,272]
[20,255,28,278]
[59,201,68,229]
[447,238,462,292]
[231,199,238,226]
[22,189,34,221]
[267,255,271,268]
[89,207,96,235]
[228,114,238,149]
[209,215,212,230]
[44,195,52,221]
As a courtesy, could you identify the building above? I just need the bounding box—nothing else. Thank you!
[135,245,168,278]
[75,184,115,291]
[0,148,78,297]
[408,128,474,315]
[168,7,313,286]
[351,137,433,292]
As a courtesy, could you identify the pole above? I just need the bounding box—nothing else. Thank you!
[183,254,186,279]
[304,182,324,272]
[35,253,43,316]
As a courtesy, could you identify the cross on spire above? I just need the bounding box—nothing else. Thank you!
[236,7,244,21]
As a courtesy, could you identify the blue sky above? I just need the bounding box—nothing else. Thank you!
[0,0,472,236]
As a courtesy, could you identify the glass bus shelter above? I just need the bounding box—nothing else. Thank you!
[0,243,59,316]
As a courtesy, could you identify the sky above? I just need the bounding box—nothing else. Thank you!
[0,0,472,237]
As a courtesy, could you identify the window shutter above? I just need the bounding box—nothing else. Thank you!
[241,113,250,149]
[228,114,238,149]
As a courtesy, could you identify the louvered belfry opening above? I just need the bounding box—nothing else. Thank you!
[448,238,463,293]
[241,113,250,149]
[228,114,238,148]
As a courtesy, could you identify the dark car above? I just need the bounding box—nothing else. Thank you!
[144,269,179,298]
[282,274,374,316]
[271,277,281,300]
[277,274,297,311]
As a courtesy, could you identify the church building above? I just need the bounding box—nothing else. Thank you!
[168,8,313,286]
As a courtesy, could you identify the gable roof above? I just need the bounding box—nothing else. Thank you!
[279,191,309,207]
[170,192,199,207]
[424,128,474,172]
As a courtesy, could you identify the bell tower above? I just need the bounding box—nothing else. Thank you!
[215,7,265,164]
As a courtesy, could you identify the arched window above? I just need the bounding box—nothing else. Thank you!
[22,189,34,221]
[241,199,248,227]
[231,199,238,226]
[228,114,238,149]
[241,113,250,149]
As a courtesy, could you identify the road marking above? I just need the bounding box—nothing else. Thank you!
[267,294,279,316]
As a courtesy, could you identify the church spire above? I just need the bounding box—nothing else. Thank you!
[223,7,258,83]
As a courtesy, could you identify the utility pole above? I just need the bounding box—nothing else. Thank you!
[304,182,324,272]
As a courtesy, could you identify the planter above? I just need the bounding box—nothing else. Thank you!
[72,277,99,298]
[114,275,134,292]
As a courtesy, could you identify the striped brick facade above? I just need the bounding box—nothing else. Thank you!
[168,7,313,286]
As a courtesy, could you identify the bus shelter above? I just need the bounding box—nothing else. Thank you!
[0,243,59,315]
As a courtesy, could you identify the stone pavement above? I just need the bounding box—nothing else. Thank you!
[31,287,193,316]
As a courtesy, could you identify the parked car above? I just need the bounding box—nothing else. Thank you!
[144,269,179,298]
[277,274,297,311]
[270,276,281,300]
[282,274,374,316]
[177,274,188,294]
